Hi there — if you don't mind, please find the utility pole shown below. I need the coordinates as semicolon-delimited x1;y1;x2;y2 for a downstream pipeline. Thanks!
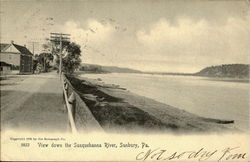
28;41;39;73
49;33;70;79
59;34;62;77
28;41;39;55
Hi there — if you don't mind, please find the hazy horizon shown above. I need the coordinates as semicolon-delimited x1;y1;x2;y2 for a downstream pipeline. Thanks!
1;0;249;73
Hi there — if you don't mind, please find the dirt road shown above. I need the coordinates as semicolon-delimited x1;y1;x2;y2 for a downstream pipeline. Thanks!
0;71;68;132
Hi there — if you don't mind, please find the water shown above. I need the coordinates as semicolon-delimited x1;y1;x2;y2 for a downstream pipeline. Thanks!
81;73;250;131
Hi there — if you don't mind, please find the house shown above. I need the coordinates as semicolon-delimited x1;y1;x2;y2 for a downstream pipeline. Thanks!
0;61;12;75
0;41;33;74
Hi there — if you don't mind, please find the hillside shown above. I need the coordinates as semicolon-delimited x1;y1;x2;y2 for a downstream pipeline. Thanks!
195;64;250;78
80;64;142;73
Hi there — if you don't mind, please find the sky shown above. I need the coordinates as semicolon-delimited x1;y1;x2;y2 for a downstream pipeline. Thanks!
0;0;249;73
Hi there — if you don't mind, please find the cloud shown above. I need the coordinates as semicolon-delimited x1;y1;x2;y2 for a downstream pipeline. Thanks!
1;0;249;73
136;17;250;71
58;16;249;73
60;19;139;66
59;19;117;63
63;19;114;45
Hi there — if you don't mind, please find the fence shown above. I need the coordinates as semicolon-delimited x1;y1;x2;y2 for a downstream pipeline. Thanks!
62;73;103;133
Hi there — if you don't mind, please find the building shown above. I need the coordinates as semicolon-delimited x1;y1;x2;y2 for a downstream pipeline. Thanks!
0;61;12;75
0;41;33;74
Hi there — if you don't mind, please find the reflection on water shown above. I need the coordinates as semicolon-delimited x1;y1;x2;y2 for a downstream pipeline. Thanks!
82;73;250;131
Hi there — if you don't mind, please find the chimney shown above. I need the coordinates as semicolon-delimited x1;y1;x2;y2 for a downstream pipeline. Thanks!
24;44;26;47
11;40;14;44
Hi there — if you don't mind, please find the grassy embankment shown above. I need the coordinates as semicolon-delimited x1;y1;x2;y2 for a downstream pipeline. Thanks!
66;75;237;133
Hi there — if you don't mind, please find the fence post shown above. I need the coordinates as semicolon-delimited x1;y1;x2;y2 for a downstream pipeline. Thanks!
68;93;76;122
64;82;69;97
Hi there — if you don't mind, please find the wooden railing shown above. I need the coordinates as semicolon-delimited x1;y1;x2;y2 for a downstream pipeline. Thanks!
62;77;78;133
62;73;103;133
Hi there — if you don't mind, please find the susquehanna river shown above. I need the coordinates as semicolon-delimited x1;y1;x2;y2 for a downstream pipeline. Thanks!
82;73;249;131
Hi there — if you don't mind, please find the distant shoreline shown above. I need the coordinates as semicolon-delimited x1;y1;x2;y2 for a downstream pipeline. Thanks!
76;71;250;83
79;63;250;81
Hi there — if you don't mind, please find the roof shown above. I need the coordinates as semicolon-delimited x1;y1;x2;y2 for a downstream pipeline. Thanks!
0;43;11;52
0;43;33;55
0;61;12;67
12;43;33;56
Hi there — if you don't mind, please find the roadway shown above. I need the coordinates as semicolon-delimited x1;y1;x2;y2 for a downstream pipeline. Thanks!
0;71;69;132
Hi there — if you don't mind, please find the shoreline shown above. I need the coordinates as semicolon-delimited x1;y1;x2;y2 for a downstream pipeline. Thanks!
66;74;238;134
76;71;250;84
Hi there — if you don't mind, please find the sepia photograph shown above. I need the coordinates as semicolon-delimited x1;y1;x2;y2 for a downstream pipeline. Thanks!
0;0;249;161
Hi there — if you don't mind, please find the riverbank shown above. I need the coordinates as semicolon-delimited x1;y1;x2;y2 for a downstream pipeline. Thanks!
66;75;238;134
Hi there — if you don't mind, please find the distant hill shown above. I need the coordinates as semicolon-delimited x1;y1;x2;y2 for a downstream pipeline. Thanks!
195;64;250;78
80;63;250;78
80;64;142;73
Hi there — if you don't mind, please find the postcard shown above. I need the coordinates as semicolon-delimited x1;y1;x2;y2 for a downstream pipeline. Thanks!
0;0;249;161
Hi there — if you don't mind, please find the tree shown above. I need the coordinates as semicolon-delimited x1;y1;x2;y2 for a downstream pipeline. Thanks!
39;53;54;72
33;53;53;73
56;42;81;74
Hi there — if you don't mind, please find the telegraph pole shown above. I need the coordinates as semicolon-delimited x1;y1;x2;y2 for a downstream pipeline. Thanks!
49;33;70;79
28;41;39;55
28;41;39;73
59;34;62;77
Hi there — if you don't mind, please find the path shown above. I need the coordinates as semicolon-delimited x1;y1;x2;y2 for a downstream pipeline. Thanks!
0;71;68;132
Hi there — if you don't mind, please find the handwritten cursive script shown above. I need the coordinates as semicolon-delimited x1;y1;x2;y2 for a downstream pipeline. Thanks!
136;147;247;161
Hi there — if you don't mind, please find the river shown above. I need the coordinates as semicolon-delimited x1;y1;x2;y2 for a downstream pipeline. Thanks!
81;73;249;131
